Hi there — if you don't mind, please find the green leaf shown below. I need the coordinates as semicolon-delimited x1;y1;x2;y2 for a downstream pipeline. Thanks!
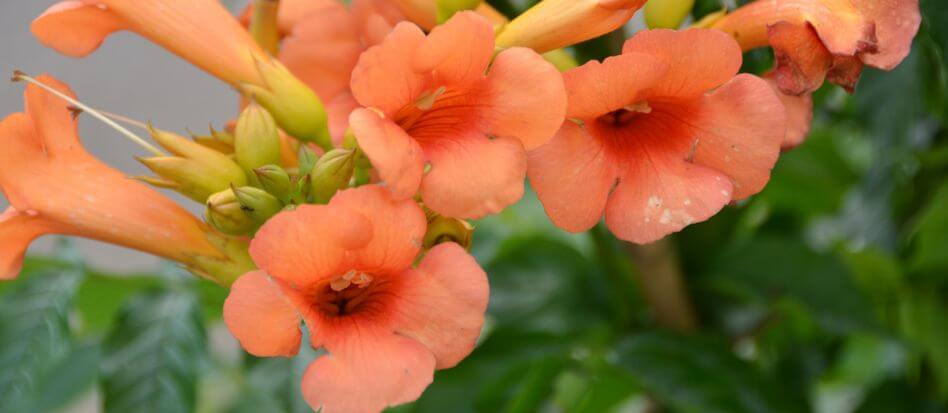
908;182;948;278
0;266;84;413
34;343;102;412
615;332;807;413
552;367;643;413
898;288;948;398
701;236;878;334
100;289;207;413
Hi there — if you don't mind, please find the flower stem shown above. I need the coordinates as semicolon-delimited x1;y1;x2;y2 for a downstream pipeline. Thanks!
626;238;698;332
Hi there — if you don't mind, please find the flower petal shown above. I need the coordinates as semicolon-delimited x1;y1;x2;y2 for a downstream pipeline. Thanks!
0;208;52;280
31;1;125;58
481;47;568;151
562;52;668;119
393;243;488;369
605;155;733;244
853;0;920;70
279;1;363;102
249;205;371;288
769;22;833;95
622;29;742;98
765;77;814;149
528;121;618;232
301;328;435;413
349;108;425;200
329;186;427;276
420;135;527;219
350;22;429;116
688;74;786;199
414;11;495;86
223;271;302;357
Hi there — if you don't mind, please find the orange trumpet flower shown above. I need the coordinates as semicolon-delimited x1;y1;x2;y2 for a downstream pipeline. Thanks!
224;185;488;413
0;75;253;283
528;29;787;244
711;0;921;94
347;12;567;219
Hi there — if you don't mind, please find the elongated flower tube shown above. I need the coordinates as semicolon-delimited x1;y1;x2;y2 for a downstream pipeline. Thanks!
348;12;566;219
32;0;331;145
710;0;921;94
0;75;254;283
527;29;786;244
495;0;647;53
224;185;488;413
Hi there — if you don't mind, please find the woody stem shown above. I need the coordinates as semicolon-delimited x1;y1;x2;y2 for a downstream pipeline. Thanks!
626;238;698;332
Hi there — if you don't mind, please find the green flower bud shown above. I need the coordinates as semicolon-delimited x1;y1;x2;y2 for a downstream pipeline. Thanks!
138;127;247;202
297;145;319;176
253;165;293;203
424;215;474;250
310;148;356;204
240;59;331;149
205;189;256;236
232;185;283;224
436;0;482;23
644;0;695;29
192;126;235;154
235;101;282;174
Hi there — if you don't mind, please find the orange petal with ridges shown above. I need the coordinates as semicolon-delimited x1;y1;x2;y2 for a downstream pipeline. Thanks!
223;271;302;357
349;109;425;200
350;22;430;116
563;52;667;119
769;22;833;96
31;1;125;58
484;47;568;150
528;122;618;233
393;243;489;369
414;11;495;86
329;186;427;276
622;29;743;99
420;135;527;219
688;74;786;200
0;208;52;280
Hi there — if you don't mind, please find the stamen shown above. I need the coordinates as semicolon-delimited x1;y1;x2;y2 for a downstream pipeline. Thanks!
11;71;165;156
99;110;151;131
624;101;652;114
415;86;447;111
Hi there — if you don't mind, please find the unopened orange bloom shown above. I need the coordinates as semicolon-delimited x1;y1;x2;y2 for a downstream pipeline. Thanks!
347;12;566;219
278;0;406;143
32;0;268;87
528;29;787;244
711;0;921;94
0;76;252;282
223;185;488;413
496;0;647;53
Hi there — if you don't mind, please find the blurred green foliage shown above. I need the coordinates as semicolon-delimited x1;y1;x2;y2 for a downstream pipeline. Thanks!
2;1;948;412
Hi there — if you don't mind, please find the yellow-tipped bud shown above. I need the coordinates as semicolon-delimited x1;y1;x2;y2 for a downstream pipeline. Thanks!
192;126;235;154
690;7;727;29
253;165;293;203
310;148;357;204
235;102;282;174
206;189;257;236
495;0;647;53
240;59;330;149
644;0;695;29
232;185;283;224
437;0;483;23
543;49;580;72
139;128;247;202
424;215;474;250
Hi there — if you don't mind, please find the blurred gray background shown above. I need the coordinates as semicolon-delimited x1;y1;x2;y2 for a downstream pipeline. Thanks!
0;1;250;273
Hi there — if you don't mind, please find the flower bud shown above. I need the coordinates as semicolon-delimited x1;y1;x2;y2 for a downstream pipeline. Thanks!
495;0;647;53
235;102;282;174
253;165;293;203
310;148;356;204
240;59;331;149
205;189;257;236
644;0;694;29
138;127;247;202
436;0;483;23
423;215;474;250
192;126;235;154
232;185;283;224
